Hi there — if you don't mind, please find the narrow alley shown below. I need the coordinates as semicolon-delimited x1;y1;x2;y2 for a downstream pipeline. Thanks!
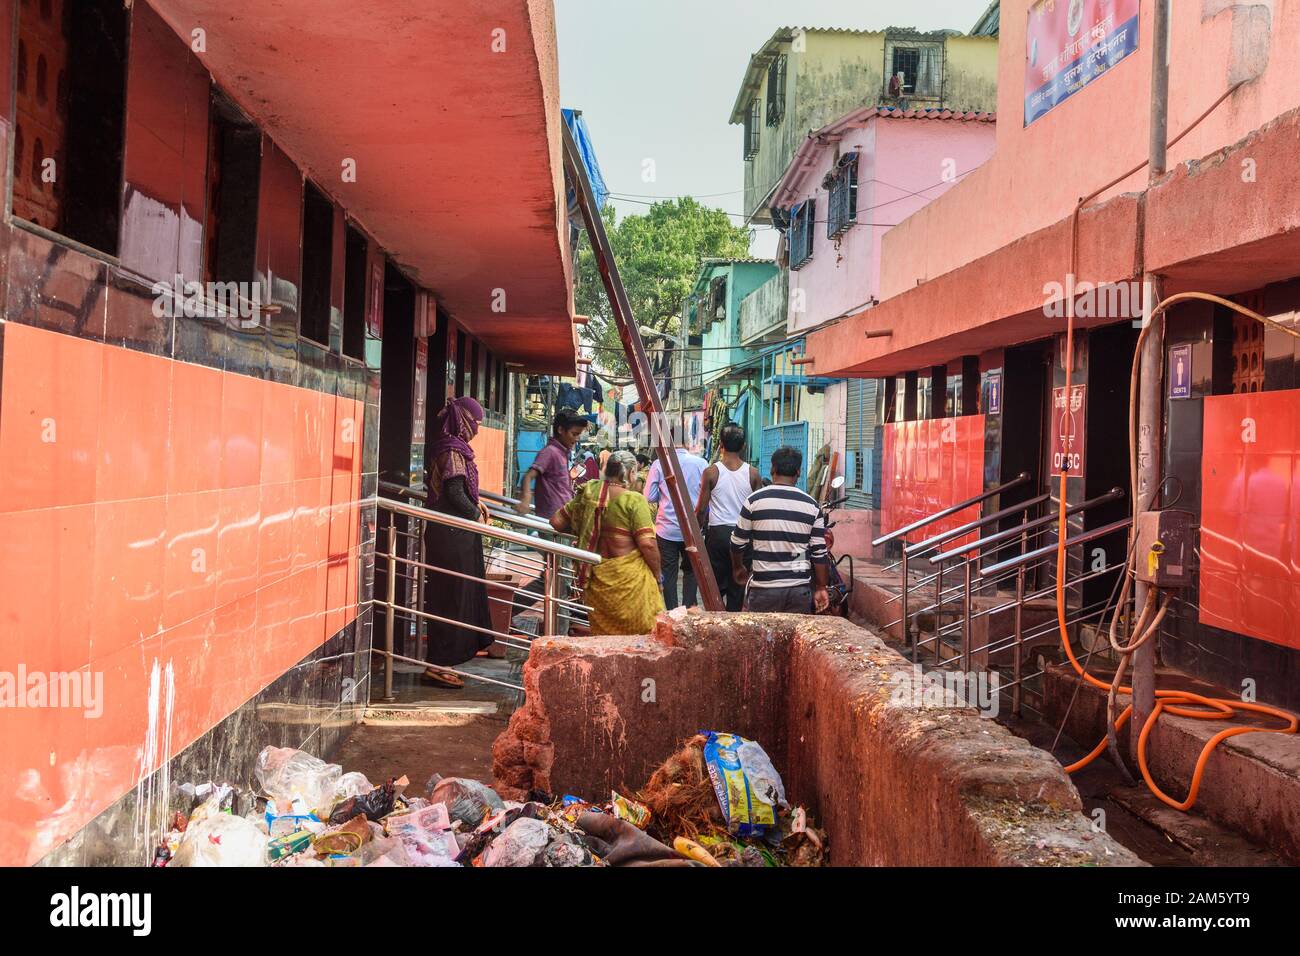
0;0;1296;938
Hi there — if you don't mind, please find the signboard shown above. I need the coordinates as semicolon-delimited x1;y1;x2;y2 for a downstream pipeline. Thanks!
1025;0;1141;126
367;261;384;337
1051;383;1087;474
986;370;1003;416
1169;344;1192;399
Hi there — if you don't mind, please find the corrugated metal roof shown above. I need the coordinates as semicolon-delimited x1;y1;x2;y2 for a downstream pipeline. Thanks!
971;1;1000;36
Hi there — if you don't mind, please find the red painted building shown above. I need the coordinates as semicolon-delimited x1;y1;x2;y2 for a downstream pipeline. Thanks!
806;2;1300;712
0;0;577;865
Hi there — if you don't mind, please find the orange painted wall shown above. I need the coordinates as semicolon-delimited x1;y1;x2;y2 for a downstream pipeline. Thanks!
470;424;506;497
0;323;362;865
879;416;986;546
1200;389;1300;650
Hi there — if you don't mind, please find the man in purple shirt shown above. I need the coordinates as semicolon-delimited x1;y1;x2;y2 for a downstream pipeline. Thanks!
517;407;588;519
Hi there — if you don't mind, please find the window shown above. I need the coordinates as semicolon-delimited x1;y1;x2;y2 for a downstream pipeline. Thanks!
765;54;786;127
205;91;262;286
743;99;761;160
789;199;815;270
887;41;943;99
299;181;335;346
891;47;920;94
825;153;858;239
342;224;368;360
13;0;128;251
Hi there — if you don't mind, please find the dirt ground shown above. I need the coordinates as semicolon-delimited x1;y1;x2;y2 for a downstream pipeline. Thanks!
333;714;510;791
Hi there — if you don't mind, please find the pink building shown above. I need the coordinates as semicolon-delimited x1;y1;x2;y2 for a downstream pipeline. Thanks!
771;107;996;336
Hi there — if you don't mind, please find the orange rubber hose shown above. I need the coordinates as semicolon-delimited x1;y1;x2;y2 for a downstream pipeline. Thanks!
1055;292;1300;809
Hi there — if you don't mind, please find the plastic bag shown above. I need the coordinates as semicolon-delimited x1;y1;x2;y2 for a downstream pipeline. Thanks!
481;817;551;867
387;804;459;867
328;776;406;824
171;814;267;867
254;747;342;815
427;775;504;828
331;771;373;808
359;835;412;867
701;732;787;837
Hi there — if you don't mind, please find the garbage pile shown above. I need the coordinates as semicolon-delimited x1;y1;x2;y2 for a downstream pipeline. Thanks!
155;733;825;867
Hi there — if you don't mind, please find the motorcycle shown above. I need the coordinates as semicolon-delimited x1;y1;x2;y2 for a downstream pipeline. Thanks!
819;476;855;617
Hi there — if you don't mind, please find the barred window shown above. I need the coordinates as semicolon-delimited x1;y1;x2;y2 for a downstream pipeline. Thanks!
766;54;786;127
826;153;858;240
743;99;761;160
790;199;815;270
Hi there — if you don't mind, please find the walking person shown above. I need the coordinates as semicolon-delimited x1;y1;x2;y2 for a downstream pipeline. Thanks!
422;397;494;688
642;444;707;609
730;446;830;614
550;450;665;634
516;407;589;519
695;423;760;611
512;407;590;622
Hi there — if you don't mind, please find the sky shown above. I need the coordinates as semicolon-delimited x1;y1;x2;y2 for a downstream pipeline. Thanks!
555;0;996;257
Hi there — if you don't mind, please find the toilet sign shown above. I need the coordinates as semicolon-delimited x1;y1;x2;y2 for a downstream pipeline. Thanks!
1169;344;1192;399
1051;384;1087;475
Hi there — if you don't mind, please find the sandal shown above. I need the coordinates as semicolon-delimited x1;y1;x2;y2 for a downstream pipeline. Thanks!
421;668;465;689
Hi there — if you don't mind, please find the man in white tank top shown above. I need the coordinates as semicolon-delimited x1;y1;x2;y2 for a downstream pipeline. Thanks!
696;423;762;611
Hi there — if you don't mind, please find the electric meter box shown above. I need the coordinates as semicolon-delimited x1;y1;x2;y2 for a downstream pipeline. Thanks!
1134;509;1196;588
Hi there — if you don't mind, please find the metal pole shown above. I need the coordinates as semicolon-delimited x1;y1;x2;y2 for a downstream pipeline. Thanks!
1133;0;1171;752
542;553;557;637
962;560;973;672
901;545;913;659
1013;526;1027;716
561;122;722;611
934;563;945;664
383;520;397;702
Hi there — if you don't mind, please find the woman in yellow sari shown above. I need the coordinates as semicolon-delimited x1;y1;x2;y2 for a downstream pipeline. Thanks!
551;450;665;634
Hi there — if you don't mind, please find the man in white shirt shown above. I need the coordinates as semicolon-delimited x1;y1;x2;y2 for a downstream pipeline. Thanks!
695;424;761;611
643;445;708;609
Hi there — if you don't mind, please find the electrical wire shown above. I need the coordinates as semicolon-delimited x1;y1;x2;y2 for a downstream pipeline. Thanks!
1040;81;1300;811
605;165;981;228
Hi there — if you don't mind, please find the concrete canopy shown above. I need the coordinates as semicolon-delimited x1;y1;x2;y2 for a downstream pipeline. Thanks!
149;0;576;372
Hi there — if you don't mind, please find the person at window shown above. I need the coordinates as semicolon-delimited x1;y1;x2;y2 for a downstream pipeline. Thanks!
730;445;830;614
422;397;493;688
551;450;664;634
695;423;761;611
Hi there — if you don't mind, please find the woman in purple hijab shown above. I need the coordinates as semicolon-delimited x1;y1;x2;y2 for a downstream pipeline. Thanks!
422;396;494;688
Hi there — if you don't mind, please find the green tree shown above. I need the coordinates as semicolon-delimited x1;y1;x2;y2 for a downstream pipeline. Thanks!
576;197;751;377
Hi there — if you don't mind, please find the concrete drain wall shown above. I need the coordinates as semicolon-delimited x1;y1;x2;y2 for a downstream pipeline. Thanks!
493;612;1141;866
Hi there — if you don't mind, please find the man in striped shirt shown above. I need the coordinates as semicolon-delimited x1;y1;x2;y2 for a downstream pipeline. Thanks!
730;446;830;614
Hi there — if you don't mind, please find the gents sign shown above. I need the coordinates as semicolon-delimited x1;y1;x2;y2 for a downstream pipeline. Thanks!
1051;384;1087;474
1024;0;1141;126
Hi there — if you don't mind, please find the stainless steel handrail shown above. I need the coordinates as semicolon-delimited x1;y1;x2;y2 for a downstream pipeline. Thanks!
481;489;532;512
377;496;599;561
928;487;1125;565
871;472;1030;548
979;517;1132;577
904;491;1052;557
372;496;600;700
379;479;429;502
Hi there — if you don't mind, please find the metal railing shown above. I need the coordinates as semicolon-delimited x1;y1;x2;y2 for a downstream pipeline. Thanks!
372;492;600;700
875;471;1130;717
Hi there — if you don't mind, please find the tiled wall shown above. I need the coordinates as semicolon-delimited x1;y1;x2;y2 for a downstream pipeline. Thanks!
0;1;383;865
470;424;507;497
1199;389;1300;651
879;416;986;545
